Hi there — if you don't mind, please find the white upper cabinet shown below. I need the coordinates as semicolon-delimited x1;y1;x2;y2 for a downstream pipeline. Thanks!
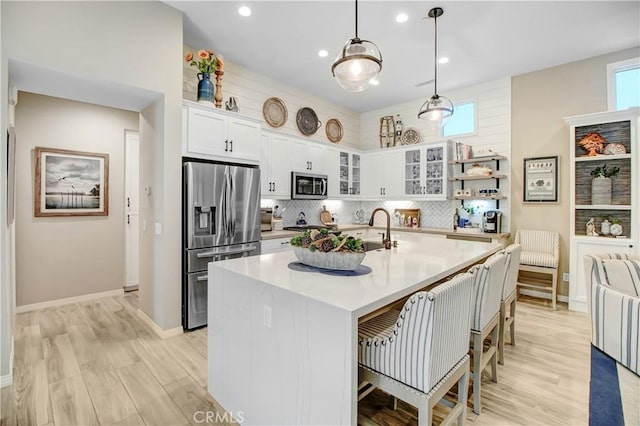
364;150;402;198
403;142;452;200
326;148;361;198
183;101;261;163
261;132;292;198
292;139;324;173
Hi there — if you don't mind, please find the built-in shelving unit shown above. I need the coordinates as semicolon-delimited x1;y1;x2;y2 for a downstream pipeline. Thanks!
566;108;639;313
448;155;508;209
448;174;507;181
448;155;507;164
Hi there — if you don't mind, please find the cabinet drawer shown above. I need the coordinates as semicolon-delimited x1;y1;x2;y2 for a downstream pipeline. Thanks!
261;237;293;254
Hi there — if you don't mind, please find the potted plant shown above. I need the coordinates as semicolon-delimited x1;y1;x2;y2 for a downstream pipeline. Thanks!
590;164;620;205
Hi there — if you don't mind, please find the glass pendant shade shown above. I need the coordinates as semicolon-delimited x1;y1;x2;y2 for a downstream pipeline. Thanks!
418;94;454;123
332;38;382;92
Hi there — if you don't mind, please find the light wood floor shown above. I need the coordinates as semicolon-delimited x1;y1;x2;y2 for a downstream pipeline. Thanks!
0;294;591;425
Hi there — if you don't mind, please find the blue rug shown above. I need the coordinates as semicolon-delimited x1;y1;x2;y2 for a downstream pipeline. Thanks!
590;345;624;426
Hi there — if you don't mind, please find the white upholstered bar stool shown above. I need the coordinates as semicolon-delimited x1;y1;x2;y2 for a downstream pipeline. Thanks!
514;229;560;310
498;244;522;365
468;252;508;415
358;273;475;426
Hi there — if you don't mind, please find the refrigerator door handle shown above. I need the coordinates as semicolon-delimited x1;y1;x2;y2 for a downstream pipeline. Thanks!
196;245;259;258
196;274;208;281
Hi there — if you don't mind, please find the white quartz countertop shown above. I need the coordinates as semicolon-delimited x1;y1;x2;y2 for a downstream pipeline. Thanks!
213;231;501;317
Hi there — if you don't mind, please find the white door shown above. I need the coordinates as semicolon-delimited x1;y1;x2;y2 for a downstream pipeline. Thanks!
187;107;227;157
125;130;140;290
227;116;261;161
269;135;292;197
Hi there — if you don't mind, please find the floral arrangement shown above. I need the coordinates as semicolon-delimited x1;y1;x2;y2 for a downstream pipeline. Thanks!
590;164;620;178
290;229;364;253
184;50;222;74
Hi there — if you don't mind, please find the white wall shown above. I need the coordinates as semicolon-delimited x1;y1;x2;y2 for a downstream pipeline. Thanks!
14;92;139;306
183;45;361;149
2;0;183;343
360;78;512;231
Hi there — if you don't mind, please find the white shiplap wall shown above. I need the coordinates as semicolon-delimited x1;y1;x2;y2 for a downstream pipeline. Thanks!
360;78;512;231
183;45;361;149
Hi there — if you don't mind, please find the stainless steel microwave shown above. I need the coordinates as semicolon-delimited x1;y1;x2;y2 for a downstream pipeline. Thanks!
291;172;328;200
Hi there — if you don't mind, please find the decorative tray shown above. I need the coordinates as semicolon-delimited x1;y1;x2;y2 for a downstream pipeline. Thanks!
263;97;287;128
296;107;322;136
325;118;344;143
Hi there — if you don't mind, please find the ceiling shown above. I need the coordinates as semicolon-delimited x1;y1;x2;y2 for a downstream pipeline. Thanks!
168;1;640;113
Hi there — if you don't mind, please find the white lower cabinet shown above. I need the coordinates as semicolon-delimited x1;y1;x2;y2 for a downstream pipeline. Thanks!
261;132;291;198
261;237;293;254
569;237;636;312
364;151;402;198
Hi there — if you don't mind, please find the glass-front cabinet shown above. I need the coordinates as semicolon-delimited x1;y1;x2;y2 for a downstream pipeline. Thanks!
339;151;361;196
402;142;451;200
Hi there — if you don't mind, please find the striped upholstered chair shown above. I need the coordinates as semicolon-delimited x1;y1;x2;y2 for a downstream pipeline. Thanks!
498;244;522;365
515;229;560;310
358;273;474;426
468;251;508;414
585;253;639;376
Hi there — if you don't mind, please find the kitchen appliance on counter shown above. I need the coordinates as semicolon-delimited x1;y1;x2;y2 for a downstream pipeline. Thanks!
261;208;273;232
183;161;261;330
482;210;502;233
291;172;328;200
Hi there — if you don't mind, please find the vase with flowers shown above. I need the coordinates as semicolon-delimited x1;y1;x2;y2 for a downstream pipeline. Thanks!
185;50;219;104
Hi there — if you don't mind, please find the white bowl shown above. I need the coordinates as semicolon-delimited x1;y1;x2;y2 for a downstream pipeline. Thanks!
292;246;366;271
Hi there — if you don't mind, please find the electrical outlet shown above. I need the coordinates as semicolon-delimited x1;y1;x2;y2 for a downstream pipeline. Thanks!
563;273;570;282
263;305;272;328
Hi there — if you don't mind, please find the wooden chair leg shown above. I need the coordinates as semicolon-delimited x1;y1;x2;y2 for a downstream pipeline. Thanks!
510;300;516;346
389;396;398;410
458;365;469;426
551;268;558;310
472;332;482;414
418;404;432;426
490;325;499;383
498;302;506;365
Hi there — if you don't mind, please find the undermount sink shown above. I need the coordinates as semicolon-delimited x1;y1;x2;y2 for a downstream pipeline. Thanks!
363;241;386;252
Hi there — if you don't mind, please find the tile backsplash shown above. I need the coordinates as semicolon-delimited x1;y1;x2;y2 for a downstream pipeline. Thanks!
261;198;456;229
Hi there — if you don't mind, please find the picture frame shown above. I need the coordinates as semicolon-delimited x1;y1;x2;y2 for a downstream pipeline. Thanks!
34;147;109;217
523;156;559;203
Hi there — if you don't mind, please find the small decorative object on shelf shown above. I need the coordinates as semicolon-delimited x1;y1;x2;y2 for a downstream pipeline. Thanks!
185;50;220;104
610;218;623;237
466;163;492;177
586;218;599;236
590;164;620;205
600;218;611;235
379;116;395;148
395;114;403;140
603;143;627;155
578;132;607;156
225;96;238;112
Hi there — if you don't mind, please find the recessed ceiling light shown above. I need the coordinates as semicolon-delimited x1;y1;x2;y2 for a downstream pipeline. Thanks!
238;6;251;17
318;50;328;58
370;78;380;86
438;57;449;64
395;13;408;23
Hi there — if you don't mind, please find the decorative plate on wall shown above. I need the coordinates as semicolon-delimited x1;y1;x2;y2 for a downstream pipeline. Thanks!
401;128;421;145
296;107;322;136
325;118;344;143
263;97;288;128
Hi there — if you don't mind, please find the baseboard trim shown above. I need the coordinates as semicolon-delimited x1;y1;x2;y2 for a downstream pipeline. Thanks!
16;289;125;313
1;341;14;388
519;288;569;303
136;309;183;339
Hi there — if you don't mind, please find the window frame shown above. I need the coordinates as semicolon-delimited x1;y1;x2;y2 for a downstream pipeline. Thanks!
606;57;640;111
441;99;477;138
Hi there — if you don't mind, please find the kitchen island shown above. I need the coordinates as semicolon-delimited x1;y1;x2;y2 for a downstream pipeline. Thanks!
207;231;501;425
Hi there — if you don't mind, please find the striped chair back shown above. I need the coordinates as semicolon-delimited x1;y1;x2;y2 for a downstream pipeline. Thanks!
502;244;522;300
469;252;508;332
358;273;474;393
588;255;640;297
515;229;559;258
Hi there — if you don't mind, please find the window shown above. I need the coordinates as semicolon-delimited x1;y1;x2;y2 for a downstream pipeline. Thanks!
607;57;640;110
442;101;475;137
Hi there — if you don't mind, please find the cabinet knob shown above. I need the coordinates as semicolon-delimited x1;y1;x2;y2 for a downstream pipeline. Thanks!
224;139;228;152
630;245;634;248
273;182;276;191
230;140;233;152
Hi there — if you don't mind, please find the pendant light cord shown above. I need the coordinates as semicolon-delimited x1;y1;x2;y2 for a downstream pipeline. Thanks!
355;0;359;38
433;12;438;95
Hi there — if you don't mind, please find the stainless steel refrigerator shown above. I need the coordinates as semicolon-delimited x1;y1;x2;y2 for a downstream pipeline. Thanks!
183;161;261;330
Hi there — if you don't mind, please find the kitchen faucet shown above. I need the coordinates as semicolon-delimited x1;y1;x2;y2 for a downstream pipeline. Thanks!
368;208;392;249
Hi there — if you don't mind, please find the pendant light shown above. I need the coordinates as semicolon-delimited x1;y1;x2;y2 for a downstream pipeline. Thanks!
331;0;382;93
418;7;453;123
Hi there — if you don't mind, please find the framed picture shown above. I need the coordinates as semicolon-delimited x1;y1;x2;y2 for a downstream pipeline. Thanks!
523;156;559;203
34;147;109;217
